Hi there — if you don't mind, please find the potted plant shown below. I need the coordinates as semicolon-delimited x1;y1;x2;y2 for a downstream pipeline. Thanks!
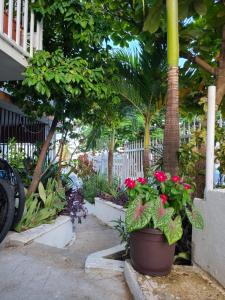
124;172;204;276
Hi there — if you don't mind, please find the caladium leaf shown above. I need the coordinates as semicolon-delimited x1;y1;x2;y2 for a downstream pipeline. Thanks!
125;198;152;232
185;206;204;229
152;198;174;229
163;216;183;245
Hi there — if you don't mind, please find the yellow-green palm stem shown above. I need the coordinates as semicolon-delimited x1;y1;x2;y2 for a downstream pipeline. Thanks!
166;0;179;67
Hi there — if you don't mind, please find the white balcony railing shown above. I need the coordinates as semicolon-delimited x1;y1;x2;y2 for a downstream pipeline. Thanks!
0;0;43;58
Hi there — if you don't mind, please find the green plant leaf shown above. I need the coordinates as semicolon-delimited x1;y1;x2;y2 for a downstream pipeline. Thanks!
194;0;207;16
185;206;204;229
152;202;174;230
143;0;163;33
38;182;47;204
163;216;183;245
125;198;152;232
174;251;190;262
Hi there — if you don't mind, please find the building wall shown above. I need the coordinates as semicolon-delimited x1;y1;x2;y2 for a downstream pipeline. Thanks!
192;190;225;288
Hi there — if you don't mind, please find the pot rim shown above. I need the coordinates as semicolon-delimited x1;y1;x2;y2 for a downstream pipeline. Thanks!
136;227;163;235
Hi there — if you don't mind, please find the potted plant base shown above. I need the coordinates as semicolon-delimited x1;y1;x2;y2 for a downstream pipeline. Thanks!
130;228;175;276
123;173;204;277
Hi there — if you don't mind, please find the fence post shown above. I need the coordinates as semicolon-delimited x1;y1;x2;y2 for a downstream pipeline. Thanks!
205;86;216;193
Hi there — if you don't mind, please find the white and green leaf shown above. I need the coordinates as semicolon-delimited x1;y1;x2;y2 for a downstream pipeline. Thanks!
125;198;152;232
163;216;183;245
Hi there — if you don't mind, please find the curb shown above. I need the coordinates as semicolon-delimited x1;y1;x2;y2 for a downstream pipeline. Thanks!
124;260;147;300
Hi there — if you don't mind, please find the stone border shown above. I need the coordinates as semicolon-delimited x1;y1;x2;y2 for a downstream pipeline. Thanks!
124;260;146;300
7;216;75;249
85;243;125;273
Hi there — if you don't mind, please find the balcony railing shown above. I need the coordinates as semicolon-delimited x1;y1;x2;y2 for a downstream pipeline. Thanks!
0;0;43;58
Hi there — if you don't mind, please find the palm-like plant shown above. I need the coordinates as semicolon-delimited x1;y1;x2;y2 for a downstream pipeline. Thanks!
115;43;167;176
163;0;180;175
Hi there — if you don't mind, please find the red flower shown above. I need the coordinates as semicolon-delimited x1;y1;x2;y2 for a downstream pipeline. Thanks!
160;194;168;205
183;184;191;190
154;171;167;182
124;178;136;189
172;175;180;183
137;177;147;185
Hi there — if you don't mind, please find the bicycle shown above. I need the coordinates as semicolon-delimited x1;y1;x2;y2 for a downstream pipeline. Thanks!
0;159;25;243
0;179;14;243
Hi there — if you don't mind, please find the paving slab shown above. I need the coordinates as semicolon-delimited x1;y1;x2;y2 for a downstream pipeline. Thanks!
0;215;132;300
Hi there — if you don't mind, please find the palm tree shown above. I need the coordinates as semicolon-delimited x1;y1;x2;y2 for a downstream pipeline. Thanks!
163;0;180;175
115;44;166;176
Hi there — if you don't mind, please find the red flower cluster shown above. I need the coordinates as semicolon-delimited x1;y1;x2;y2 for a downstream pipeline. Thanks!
154;171;167;182
171;175;180;183
137;177;147;185
160;194;168;205
183;183;191;190
124;178;136;189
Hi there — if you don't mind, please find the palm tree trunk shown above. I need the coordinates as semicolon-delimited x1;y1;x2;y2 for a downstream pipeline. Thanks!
28;117;58;195
163;67;180;175
108;129;115;185
163;0;180;175
143;118;151;177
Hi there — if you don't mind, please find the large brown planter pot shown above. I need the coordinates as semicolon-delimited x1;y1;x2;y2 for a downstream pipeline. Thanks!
130;228;175;276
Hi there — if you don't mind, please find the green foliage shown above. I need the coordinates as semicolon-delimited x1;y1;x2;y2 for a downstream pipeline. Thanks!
15;178;66;232
83;174;119;204
185;206;204;230
179;124;225;185
113;218;130;255
179;128;206;178
7;138;32;186
215;126;225;176
7;138;26;171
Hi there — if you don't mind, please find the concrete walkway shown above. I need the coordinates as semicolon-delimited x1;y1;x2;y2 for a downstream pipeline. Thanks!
0;215;132;300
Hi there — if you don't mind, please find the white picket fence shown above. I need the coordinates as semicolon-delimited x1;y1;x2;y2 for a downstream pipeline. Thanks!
88;114;224;186
89;138;163;185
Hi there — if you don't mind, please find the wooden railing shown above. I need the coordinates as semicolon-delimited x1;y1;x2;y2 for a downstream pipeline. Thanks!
0;0;43;57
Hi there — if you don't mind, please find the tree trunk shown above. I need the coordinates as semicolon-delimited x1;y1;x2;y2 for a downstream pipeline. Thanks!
108;129;115;185
28;117;58;195
163;67;180;175
143;118;150;177
57;130;68;183
163;0;180;175
194;143;206;198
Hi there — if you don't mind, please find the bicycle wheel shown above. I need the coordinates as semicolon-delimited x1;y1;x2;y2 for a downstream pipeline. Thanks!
11;169;25;229
0;179;15;243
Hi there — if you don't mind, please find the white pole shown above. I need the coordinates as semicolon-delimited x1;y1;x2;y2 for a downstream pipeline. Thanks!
205;86;216;193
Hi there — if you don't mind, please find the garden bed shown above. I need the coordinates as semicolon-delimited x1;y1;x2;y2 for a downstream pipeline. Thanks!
124;260;225;300
7;216;75;249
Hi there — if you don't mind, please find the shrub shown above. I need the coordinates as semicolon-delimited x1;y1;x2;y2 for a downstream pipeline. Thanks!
15;178;66;232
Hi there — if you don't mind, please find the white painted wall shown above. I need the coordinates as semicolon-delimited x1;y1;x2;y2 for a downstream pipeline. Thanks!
192;190;225;288
94;198;125;227
9;216;75;249
85;198;125;228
